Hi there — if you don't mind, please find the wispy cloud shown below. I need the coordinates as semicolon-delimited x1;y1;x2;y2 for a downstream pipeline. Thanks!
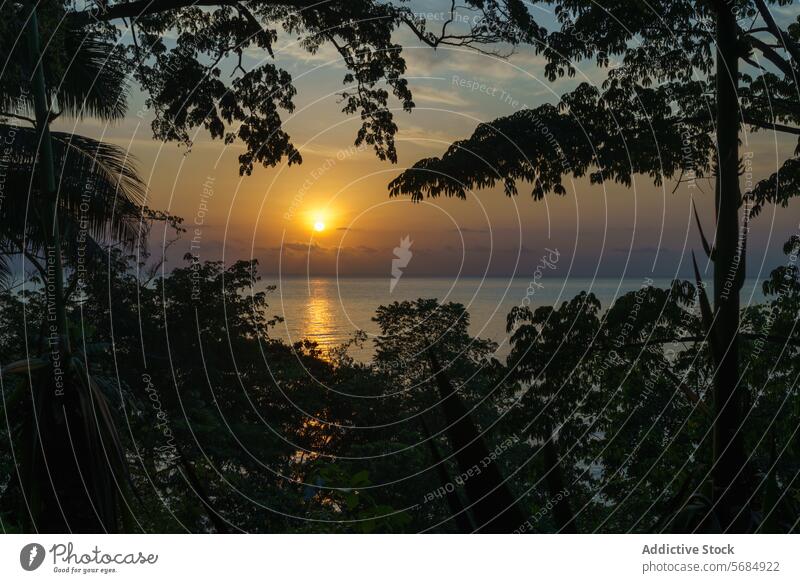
396;125;459;149
410;84;470;107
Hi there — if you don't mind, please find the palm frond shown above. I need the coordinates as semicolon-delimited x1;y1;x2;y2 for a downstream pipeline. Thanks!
51;28;131;121
0;13;130;121
0;124;147;250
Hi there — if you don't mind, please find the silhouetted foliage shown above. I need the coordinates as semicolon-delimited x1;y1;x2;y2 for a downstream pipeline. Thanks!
390;0;800;532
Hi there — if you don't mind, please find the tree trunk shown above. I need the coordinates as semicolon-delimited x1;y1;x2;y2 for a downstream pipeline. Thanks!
26;7;110;533
179;455;230;533
26;8;69;353
427;352;526;532
712;0;748;531
420;417;474;533
542;429;577;533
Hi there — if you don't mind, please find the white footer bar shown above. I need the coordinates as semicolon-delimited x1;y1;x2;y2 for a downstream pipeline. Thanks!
1;534;796;582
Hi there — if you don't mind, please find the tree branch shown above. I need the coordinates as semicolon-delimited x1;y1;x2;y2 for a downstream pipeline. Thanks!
0;111;34;125
753;0;800;66
742;115;800;136
743;32;796;78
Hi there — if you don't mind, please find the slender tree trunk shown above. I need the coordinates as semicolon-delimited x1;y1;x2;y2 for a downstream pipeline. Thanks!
26;7;107;533
712;0;748;531
179;455;230;533
26;8;69;354
420;417;474;533
542;427;577;533
427;352;526;532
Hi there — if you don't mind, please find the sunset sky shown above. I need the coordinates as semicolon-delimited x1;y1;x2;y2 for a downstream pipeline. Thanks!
61;5;800;280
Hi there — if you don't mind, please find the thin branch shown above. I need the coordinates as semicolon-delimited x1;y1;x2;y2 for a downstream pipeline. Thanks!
744;32;795;78
397;11;515;58
440;0;457;41
742;115;800;136
235;4;274;58
0;111;35;125
742;54;767;72
231;48;246;78
753;0;800;66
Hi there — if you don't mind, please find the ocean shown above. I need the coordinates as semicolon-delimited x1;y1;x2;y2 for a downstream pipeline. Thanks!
265;277;767;362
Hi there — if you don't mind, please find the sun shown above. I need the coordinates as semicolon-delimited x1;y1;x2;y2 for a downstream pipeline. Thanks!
308;209;331;232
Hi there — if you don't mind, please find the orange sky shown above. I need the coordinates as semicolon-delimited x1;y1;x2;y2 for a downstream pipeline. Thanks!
60;26;800;279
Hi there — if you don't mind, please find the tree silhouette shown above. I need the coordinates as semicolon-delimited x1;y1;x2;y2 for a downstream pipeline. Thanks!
374;299;525;532
390;0;800;532
0;4;157;532
62;0;542;173
0;0;539;532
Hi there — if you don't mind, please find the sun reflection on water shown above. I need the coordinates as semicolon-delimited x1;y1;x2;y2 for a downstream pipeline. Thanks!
302;279;337;352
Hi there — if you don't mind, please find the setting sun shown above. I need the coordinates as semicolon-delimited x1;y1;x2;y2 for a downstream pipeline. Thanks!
310;209;330;232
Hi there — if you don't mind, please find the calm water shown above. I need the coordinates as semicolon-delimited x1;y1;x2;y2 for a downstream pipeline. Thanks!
264;277;766;362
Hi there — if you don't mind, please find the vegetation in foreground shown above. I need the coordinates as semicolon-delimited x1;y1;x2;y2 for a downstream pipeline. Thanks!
1;239;798;533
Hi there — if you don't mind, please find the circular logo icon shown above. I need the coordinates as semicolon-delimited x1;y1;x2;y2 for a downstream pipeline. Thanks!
20;543;46;571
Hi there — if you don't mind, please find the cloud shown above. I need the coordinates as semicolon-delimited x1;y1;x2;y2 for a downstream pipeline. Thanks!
410;85;470;107
337;226;370;233
350;245;380;255
266;241;384;256
402;43;537;82
396;125;460;149
268;34;344;68
611;246;670;254
270;241;321;253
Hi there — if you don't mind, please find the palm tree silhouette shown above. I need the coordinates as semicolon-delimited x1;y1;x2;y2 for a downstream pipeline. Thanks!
1;5;146;532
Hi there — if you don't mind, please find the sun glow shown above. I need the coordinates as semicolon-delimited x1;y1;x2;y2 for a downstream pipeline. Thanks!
310;209;330;232
305;206;337;234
